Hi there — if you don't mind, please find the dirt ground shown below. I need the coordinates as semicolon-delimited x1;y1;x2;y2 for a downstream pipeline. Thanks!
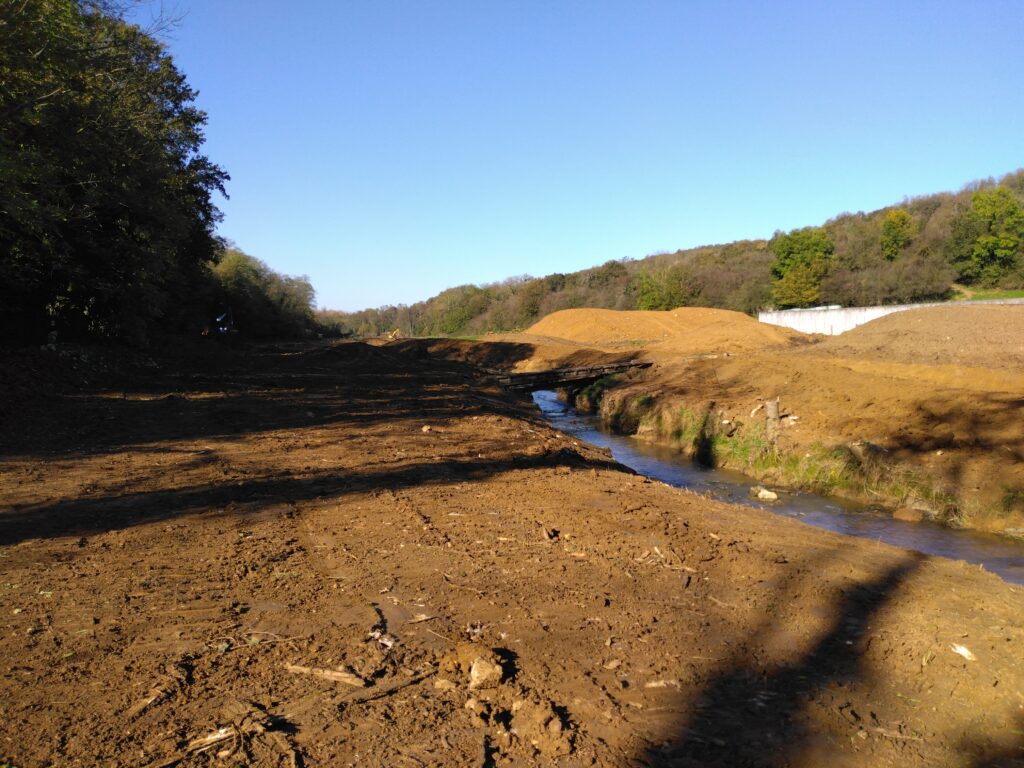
485;305;1024;529
1;338;1023;767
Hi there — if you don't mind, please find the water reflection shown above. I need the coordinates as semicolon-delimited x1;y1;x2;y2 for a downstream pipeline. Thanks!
533;390;1024;586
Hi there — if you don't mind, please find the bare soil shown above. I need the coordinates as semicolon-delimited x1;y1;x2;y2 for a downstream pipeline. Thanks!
1;338;1023;767
497;305;1024;529
813;305;1024;370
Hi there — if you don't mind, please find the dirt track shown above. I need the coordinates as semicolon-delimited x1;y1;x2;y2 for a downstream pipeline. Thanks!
1;340;1023;767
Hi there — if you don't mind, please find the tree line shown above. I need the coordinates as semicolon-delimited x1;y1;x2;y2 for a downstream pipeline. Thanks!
1;1;318;345
4;3;1021;345
320;169;1024;337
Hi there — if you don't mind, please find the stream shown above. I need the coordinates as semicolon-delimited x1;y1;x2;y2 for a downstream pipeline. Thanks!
533;390;1024;586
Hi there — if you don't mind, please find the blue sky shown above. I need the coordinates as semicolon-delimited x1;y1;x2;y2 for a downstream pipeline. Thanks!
142;1;1023;311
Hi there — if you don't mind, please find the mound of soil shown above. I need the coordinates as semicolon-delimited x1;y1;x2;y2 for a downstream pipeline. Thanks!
816;304;1024;369
526;307;807;355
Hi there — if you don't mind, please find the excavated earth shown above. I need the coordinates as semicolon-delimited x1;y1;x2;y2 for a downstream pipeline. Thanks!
482;306;1024;530
1;338;1023;767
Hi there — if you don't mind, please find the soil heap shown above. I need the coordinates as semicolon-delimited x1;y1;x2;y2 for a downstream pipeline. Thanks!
525;307;807;356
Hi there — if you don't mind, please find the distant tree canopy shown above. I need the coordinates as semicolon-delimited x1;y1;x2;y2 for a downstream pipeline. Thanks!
211;249;316;339
949;187;1024;286
880;208;916;260
1;0;227;344
320;169;1024;336
769;227;834;309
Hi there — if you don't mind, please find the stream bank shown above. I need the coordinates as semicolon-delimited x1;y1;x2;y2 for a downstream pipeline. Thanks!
537;389;1024;586
566;372;1024;537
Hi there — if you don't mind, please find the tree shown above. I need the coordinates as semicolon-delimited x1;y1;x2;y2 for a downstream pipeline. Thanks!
0;0;227;344
212;249;316;338
769;227;833;307
880;208;916;260
771;261;828;308
949;187;1024;285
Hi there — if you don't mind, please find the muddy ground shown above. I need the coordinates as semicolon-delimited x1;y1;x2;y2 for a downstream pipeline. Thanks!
1;340;1023;767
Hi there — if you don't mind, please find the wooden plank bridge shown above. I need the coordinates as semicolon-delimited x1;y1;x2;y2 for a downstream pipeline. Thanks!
488;360;652;392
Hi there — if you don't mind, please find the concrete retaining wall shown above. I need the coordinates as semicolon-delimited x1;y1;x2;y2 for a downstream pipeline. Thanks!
758;298;1024;336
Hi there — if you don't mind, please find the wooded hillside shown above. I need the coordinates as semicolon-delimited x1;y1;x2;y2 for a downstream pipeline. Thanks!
320;169;1024;338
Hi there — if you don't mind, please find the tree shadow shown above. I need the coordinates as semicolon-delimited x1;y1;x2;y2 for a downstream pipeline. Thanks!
0;445;622;547
882;392;1024;515
642;552;926;767
692;405;719;468
389;338;539;370
959;713;1024;767
0;341;529;461
3;338;630;545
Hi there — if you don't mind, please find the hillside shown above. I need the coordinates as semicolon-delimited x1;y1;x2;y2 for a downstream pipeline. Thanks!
319;169;1024;338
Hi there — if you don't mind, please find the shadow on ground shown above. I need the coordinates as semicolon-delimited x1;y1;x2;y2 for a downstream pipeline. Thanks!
0;340;633;545
0;446;622;546
641;552;924;767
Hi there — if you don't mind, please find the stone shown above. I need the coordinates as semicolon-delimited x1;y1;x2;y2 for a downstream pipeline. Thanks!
439;643;506;690
469;656;503;690
893;507;925;522
511;697;573;756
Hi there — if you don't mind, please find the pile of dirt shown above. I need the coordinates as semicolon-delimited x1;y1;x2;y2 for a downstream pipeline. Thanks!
815;304;1024;369
526;307;807;356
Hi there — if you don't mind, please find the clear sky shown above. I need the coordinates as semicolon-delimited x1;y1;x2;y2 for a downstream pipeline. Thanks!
140;1;1024;311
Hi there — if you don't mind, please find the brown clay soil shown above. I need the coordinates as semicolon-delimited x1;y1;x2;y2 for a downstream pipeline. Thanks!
488;305;1024;529
1;338;1024;767
478;308;806;372
814;305;1024;370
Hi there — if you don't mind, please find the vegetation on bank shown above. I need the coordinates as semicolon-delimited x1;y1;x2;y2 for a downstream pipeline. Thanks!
322;169;1024;337
1;1;318;345
572;379;1023;533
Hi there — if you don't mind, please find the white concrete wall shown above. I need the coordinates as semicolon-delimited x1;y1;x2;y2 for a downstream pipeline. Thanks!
758;298;1024;336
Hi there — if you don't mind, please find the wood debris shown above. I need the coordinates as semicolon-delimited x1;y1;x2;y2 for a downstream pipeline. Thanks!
285;662;366;687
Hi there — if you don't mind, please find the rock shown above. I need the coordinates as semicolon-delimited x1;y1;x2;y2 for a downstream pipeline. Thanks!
847;440;887;467
421;425;432;433
511;697;573;756
893;507;925;522
905;497;941;519
469;657;503;690
464;697;490;723
750;486;778;501
439;643;506;690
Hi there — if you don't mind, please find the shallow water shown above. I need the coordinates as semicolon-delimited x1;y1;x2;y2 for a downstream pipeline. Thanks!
533;390;1024;586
